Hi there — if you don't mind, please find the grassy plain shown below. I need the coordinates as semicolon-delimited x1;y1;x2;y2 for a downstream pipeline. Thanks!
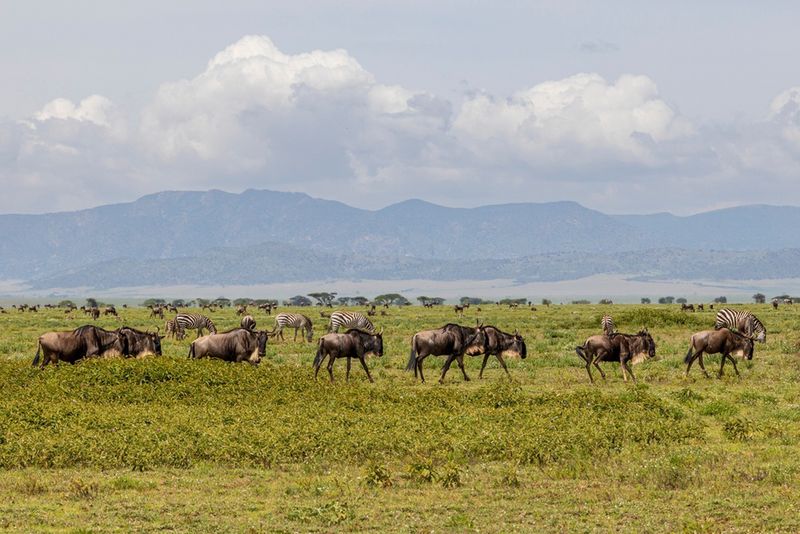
1;303;799;532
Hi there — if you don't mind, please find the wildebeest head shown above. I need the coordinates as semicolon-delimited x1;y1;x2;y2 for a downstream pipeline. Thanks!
365;329;384;357
253;330;269;363
632;329;657;364
508;329;527;359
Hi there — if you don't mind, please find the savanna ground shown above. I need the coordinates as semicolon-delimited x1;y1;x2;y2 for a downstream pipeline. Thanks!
1;303;800;533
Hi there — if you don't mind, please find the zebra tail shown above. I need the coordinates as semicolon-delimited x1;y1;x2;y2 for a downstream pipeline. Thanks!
313;339;325;368
32;340;41;367
684;345;694;364
406;337;417;371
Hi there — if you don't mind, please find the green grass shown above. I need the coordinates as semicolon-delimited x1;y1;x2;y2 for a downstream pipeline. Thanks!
1;303;800;532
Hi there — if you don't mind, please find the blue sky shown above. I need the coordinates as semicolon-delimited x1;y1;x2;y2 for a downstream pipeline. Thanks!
1;1;799;214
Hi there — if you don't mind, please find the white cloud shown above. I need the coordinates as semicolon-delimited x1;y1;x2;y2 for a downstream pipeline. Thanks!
2;34;800;214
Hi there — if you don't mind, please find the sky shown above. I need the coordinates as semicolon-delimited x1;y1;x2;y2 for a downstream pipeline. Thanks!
1;0;799;215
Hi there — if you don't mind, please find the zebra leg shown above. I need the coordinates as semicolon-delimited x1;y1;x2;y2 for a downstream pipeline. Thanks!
293;327;299;342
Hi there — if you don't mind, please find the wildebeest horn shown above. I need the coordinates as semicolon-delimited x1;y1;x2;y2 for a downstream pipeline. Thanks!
379;327;383;335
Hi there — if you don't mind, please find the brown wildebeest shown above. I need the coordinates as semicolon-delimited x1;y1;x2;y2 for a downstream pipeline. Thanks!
406;323;489;384
684;329;754;378
575;330;656;383
454;305;465;317
772;300;779;310
313;329;384;382
90;307;100;320
240;315;256;331
149;305;164;319
697;304;704;311
32;325;129;368
471;326;527;379
188;328;268;365
236;305;247;316
103;306;118;316
116;327;164;357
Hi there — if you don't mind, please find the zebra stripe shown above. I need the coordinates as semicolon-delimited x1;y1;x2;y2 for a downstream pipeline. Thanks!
328;311;375;333
601;315;616;336
714;308;766;342
175;313;217;338
240;315;256;331
274;313;313;342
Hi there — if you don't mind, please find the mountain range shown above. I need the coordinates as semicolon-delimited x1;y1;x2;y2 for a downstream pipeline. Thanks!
2;189;798;290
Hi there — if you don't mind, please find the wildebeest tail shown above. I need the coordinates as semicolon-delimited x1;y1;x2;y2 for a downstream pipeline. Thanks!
574;345;588;362
406;336;417;371
188;343;195;359
684;345;694;364
32;340;41;367
313;338;325;368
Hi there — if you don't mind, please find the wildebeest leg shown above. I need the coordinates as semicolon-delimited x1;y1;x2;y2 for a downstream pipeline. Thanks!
621;358;636;383
439;354;457;384
346;357;352;382
697;352;710;378
591;353;606;380
313;352;326;380
416;354;427;383
726;354;741;377
479;354;491;379
456;354;470;381
718;352;728;377
327;354;336;382
358;352;374;383
495;355;510;378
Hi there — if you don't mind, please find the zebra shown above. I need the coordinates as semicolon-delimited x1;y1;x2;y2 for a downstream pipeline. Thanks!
601;315;616;336
327;311;375;334
714;308;766;343
175;313;217;339
164;319;184;340
273;313;313;342
240;315;257;331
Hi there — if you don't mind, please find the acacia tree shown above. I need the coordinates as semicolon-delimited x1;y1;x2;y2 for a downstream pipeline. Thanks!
374;293;409;306
308;292;337;307
641;298;651;304
288;295;312;307
752;293;766;304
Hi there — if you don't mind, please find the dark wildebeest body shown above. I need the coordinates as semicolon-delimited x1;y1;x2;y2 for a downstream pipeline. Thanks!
188;328;268;365
406;323;488;384
575;330;656;383
117;327;164;357
471;326;527;379
684;329;754;378
32;325;128;368
313;329;383;382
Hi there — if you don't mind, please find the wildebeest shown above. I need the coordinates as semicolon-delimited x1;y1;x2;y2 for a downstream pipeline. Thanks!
149;305;164;319
684;328;754;378
116;327;164;357
103;305;118;316
90;307;100;320
188;328;268;365
454;305;465;317
313;329;384;382
32;325;129;368
772;300;779;310
406;323;489;384
470;326;527;379
236;305;247;316
575;330;656;383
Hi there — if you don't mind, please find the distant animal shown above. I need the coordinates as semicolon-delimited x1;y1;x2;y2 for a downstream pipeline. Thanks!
328;311;376;334
103;306;117;316
165;319;184;339
149;305;164;319
175;313;217;339
33;325;129;368
601;315;616;336
116;327;164;358
313;329;384;382
681;303;695;312
90;307;100;320
258;303;276;315
697;304;704;311
236;305;247;316
380;310;388;316
785;298;793;305
240;315;257;331
273;313;313;342
320;311;330;318
189;328;268;365
367;310;376;317
406;323;489;384
684;328;754;378
773;300;779;310
167;305;178;313
470;326;527;379
714;309;766;343
575;330;656;383
454;305;465;317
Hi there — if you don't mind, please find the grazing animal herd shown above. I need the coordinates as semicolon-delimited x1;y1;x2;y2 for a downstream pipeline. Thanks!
25;305;769;384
